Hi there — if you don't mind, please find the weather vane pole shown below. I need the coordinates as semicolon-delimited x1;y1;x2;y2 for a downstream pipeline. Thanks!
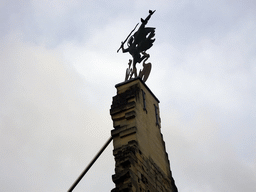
118;10;156;83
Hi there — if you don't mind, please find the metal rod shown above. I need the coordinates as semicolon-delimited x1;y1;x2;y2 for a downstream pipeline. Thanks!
67;136;113;192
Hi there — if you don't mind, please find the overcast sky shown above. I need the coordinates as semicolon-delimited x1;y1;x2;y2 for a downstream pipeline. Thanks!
1;0;256;191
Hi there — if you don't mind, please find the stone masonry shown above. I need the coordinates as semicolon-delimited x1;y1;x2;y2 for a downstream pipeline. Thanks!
110;78;177;192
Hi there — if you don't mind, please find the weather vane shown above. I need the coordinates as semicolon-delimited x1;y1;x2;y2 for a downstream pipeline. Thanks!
117;10;156;83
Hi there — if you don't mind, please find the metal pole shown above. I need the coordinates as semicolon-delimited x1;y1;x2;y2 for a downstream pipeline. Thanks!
67;136;113;192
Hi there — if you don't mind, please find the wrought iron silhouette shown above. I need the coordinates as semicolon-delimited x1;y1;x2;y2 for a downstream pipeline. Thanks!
118;10;156;82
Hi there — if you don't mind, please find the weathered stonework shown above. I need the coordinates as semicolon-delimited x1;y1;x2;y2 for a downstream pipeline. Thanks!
110;78;177;192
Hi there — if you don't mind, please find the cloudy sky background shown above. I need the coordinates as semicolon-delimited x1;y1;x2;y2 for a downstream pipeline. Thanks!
1;0;256;191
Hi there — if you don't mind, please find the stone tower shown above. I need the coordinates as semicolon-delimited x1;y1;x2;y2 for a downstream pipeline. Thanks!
110;78;177;192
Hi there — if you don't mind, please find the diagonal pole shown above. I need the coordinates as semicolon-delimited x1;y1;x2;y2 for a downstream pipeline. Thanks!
67;136;113;192
117;23;139;53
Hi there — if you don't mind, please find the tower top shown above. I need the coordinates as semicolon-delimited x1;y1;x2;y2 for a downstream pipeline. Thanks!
115;77;159;103
110;78;178;191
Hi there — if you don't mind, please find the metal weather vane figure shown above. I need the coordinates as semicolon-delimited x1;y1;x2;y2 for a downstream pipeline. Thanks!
117;10;156;82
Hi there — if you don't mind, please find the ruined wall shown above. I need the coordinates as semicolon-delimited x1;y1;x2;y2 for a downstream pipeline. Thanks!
110;78;177;192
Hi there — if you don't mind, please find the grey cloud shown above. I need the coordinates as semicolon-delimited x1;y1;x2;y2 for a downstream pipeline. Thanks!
0;35;114;191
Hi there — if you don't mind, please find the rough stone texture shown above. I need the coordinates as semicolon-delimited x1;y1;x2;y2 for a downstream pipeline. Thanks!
110;78;177;192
